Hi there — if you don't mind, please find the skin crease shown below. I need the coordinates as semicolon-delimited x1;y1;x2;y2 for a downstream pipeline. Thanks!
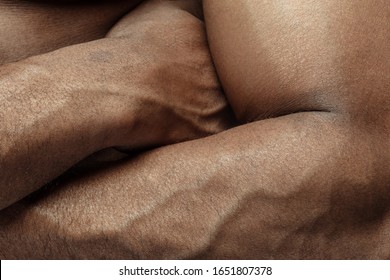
0;0;389;259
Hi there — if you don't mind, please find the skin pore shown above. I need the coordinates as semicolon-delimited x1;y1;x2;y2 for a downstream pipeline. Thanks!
0;0;389;259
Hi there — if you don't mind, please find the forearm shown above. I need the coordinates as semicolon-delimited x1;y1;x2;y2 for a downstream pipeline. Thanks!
0;45;132;210
0;2;232;210
1;112;388;259
0;30;172;210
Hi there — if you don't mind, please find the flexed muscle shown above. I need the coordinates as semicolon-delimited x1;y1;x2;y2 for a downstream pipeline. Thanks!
0;0;389;259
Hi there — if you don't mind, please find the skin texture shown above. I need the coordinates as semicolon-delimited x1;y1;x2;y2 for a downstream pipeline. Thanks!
0;0;233;209
204;0;390;122
0;0;146;64
0;0;389;259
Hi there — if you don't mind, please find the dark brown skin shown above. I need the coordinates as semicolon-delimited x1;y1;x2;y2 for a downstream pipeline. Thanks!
0;0;389;259
0;0;233;209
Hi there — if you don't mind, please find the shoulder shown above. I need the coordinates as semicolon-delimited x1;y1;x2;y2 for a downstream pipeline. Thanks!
204;1;390;125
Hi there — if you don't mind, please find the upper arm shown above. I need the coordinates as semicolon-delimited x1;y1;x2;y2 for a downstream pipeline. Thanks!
203;0;390;124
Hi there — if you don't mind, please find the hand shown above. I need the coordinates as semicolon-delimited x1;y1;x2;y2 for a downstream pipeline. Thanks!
0;0;234;209
26;0;235;151
106;0;236;150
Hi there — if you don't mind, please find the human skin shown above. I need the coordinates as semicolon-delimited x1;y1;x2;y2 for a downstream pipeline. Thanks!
0;0;144;208
0;0;145;64
0;0;233;210
1;0;390;259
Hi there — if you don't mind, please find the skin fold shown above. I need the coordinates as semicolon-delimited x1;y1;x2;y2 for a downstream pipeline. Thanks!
0;0;389;259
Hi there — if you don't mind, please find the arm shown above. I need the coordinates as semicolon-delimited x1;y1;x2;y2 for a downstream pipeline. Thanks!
203;0;390;122
0;0;144;64
1;111;389;259
1;0;389;259
0;1;233;210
